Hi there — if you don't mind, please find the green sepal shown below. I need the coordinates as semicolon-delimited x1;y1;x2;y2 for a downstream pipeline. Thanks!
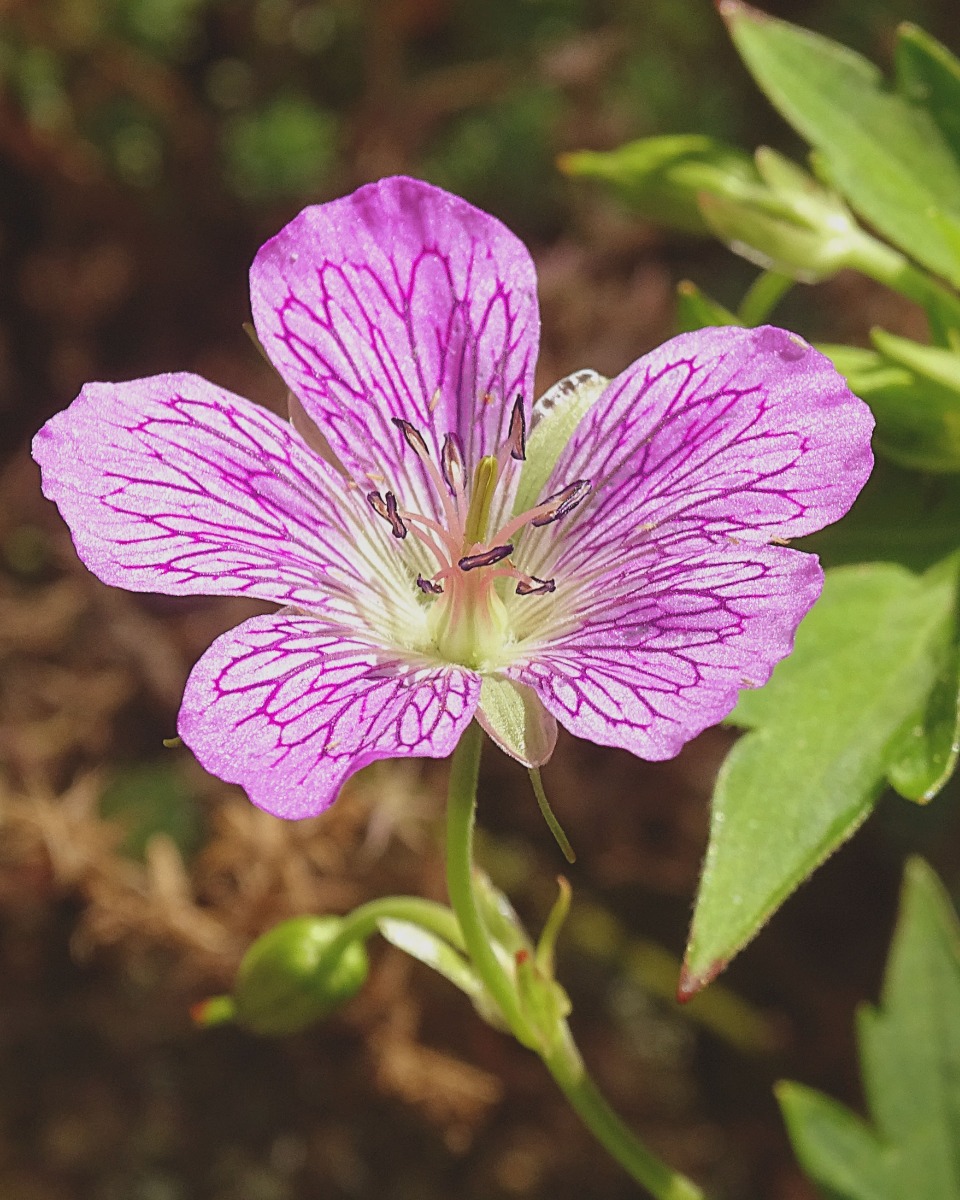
377;918;482;999
514;369;608;518
698;146;866;283
477;677;557;767
721;1;960;288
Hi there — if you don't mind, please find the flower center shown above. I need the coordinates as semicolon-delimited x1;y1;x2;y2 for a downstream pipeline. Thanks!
366;399;590;670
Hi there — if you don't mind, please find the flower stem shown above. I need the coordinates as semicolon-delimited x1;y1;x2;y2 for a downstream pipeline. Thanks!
445;721;537;1046
543;1027;705;1200
844;230;960;339
737;269;793;326
321;896;466;963
445;722;706;1200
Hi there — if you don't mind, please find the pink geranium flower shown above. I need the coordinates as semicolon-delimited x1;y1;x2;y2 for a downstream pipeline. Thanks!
33;176;873;818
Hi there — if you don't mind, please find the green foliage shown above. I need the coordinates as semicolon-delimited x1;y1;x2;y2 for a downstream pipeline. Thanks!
683;561;960;991
777;858;960;1200
805;461;960;574
895;24;960;162
563;10;960;994
675;281;740;331
722;1;960;289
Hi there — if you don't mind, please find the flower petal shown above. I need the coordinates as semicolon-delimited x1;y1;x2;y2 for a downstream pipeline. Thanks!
178;612;480;817
519;325;873;585
31;373;424;636
249;176;540;520
510;544;822;760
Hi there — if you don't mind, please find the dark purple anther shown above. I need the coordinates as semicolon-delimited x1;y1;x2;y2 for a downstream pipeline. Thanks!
441;433;465;493
516;575;556;596
416;574;444;594
531;479;592;527
392;417;430;458
367;489;408;539
458;544;513;571
508;395;526;461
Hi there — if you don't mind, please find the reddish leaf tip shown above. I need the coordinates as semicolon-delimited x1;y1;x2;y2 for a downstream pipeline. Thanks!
717;0;762;23
677;957;727;1003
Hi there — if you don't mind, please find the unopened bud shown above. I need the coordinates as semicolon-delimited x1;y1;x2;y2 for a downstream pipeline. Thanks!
232;915;369;1036
559;134;759;236
698;147;865;282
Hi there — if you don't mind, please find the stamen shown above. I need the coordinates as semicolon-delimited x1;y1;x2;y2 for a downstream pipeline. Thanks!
530;479;592;527
390;417;460;531
492;477;593;544
416;574;444;594
459;544;514;571
397;508;460;560
507;395;526;461
366;490;407;539
441;433;466;495
391;417;430;458
516;575;556;596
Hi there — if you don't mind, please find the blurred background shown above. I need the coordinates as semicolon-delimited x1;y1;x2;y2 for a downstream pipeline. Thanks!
2;1;960;1197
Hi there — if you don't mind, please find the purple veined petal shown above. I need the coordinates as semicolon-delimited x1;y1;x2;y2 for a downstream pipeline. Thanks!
32;373;427;642
178;612;481;817
509;543;823;761
517;325;874;585
249;176;540;524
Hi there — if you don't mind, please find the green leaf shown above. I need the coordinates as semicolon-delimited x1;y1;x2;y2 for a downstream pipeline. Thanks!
776;1082;893;1200
682;562;960;993
675;281;741;332
821;339;960;473
721;1;960;288
777;860;960;1200
856;858;960;1199
558;134;759;235
895;24;960;164
514;369;608;516
885;626;960;802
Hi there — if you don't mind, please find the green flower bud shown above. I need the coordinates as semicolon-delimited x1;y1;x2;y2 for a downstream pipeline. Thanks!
558;134;760;236
232;915;369;1036
698;147;867;282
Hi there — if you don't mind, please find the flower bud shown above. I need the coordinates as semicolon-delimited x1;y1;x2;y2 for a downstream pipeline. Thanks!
698;147;866;282
558;134;760;235
232;915;369;1036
